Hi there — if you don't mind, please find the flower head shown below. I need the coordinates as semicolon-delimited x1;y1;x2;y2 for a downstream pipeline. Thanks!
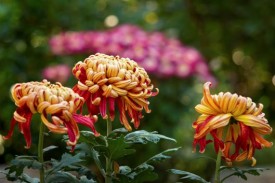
193;82;272;166
4;79;98;149
72;53;159;131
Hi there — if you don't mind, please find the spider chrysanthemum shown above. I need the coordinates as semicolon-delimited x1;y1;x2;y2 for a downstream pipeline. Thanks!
193;82;272;166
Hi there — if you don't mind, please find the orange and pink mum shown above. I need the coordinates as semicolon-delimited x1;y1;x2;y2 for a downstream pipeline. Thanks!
72;53;159;131
193;82;272;166
4;80;99;149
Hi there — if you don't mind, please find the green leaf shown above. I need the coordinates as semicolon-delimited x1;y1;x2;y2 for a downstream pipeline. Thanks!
124;130;176;144
91;148;105;177
111;128;128;134
115;147;179;182
146;147;181;164
78;131;106;146
129;164;158;183
79;175;97;183
116;163;157;183
4;155;42;180
219;166;268;182
131;169;158;183
21;173;40;183
108;135;136;160
43;145;58;153
46;171;97;183
47;153;84;176
119;166;132;175
9;156;42;170
0;170;40;183
45;171;79;183
168;169;210;183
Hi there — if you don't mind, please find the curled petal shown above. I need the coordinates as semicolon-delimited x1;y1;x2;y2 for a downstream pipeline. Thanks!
203;82;221;112
232;96;247;116
194;114;231;139
73;114;100;136
227;93;238;113
195;104;218;115
234;115;272;134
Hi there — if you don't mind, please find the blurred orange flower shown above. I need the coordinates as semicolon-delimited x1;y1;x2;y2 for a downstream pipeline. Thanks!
72;53;159;131
4;80;99;149
193;82;272;166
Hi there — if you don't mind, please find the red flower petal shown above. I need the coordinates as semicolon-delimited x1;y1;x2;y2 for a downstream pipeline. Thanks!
73;114;100;136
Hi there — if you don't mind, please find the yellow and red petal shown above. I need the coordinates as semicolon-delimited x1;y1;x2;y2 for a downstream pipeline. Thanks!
234;115;272;134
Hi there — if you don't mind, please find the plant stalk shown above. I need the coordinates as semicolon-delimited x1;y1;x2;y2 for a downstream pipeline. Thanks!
38;122;45;183
105;118;112;183
214;150;222;183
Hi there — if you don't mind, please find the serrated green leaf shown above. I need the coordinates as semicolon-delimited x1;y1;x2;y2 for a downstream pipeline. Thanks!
91;148;105;177
47;153;84;176
43;145;58;153
116;147;179;182
108;135;136;160
168;169;210;183
21;173;40;183
116;163;156;183
79;175;97;183
119;166;132;175
10;156;42;170
220;166;268;183
146;147;181;164
45;171;79;183
4;156;42;180
131;169;158;183
124;130;176;144
78;131;106;147
111;128;128;134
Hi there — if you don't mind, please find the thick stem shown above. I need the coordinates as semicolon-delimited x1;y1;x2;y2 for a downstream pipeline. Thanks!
38;122;45;183
214;150;222;183
105;118;112;183
106;118;112;137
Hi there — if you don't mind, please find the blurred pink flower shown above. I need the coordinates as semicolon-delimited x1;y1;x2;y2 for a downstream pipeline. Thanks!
49;24;215;82
42;64;71;83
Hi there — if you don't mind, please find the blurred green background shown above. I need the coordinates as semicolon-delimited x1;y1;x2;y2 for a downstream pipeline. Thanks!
0;0;275;182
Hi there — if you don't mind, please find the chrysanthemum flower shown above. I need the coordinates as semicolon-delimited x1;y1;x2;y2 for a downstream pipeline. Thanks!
49;24;216;83
4;79;99;149
72;53;159;131
42;64;71;83
193;82;272;166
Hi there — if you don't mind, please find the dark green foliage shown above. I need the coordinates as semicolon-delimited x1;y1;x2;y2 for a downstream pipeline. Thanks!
168;169;210;183
76;130;179;182
115;148;180;183
219;166;268;182
107;136;136;160
124;130;177;144
2;156;41;181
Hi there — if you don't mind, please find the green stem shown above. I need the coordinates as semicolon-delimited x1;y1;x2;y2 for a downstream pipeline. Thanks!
105;118;112;183
214;150;222;183
38;122;45;183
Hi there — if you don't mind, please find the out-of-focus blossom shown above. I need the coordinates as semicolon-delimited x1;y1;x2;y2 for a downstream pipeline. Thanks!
193;82;272;166
49;24;215;82
42;64;71;83
72;53;159;131
4;80;99;149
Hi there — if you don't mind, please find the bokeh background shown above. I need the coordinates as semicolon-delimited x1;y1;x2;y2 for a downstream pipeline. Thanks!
0;0;275;182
